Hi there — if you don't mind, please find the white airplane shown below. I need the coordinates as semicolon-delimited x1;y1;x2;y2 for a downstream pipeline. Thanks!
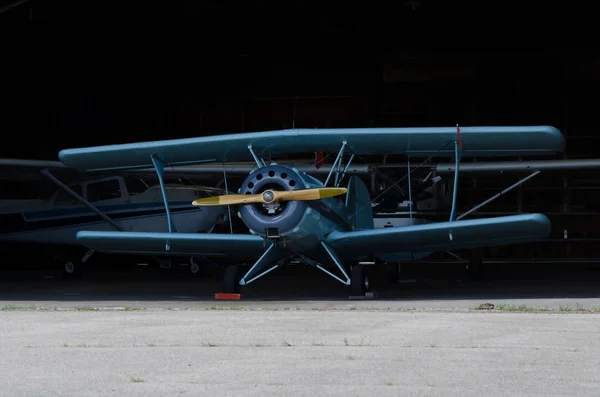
0;159;228;277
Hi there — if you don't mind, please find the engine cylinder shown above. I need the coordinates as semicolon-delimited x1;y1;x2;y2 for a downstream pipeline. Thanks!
237;165;309;236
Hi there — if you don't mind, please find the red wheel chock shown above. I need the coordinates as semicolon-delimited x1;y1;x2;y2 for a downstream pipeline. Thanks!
214;293;242;300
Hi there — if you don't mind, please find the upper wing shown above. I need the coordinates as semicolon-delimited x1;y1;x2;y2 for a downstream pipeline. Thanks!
325;213;551;257
58;126;565;171
76;230;268;258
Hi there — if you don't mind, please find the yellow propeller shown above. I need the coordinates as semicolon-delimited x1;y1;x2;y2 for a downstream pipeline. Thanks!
192;187;347;207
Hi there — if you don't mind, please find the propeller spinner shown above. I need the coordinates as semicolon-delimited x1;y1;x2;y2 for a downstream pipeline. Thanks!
192;187;347;207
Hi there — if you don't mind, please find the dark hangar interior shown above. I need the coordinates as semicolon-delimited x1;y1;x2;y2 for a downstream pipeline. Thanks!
2;0;600;275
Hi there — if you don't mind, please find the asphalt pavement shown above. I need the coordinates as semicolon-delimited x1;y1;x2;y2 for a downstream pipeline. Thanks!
1;309;599;396
1;263;600;396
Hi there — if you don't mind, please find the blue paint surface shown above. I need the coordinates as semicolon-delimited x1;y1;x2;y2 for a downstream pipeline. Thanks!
59;126;565;171
65;125;561;269
77;230;268;258
326;213;551;261
76;208;552;264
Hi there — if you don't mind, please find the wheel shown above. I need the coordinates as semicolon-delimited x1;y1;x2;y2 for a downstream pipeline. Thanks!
189;257;201;277
466;257;484;282
351;265;370;296
61;258;83;279
189;256;210;278
386;262;399;284
222;265;241;294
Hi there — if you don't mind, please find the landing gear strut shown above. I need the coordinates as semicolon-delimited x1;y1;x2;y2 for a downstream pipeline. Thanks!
217;241;375;298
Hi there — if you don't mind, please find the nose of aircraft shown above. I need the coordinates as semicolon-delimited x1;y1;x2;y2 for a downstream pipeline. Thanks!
262;190;275;203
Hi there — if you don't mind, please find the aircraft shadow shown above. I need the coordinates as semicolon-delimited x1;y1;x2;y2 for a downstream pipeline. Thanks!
1;262;600;303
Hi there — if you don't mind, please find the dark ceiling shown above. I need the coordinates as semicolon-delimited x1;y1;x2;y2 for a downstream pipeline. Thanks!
2;0;599;159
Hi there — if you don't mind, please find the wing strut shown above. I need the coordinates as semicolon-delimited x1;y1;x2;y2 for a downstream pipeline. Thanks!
221;164;234;234
407;157;413;225
448;124;464;222
40;168;124;265
150;155;177;251
457;170;541;220
325;141;347;187
247;145;266;168
338;154;355;186
40;169;123;232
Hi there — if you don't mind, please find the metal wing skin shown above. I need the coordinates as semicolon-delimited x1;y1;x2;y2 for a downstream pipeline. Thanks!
0;158;78;181
325;213;551;259
59;126;565;171
76;231;269;258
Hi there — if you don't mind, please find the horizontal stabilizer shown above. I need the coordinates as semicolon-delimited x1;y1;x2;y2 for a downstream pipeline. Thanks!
76;231;268;257
59;126;564;172
326;213;551;257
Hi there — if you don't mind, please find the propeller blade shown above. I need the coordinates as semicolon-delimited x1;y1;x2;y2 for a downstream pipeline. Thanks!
274;187;347;202
192;187;347;207
192;194;264;206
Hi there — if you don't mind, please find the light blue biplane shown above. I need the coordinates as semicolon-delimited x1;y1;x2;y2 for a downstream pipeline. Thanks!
59;126;564;296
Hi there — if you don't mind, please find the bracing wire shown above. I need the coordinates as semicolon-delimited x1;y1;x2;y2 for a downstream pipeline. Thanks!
345;141;453;223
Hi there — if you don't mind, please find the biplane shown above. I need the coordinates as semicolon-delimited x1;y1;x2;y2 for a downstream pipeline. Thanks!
59;125;565;296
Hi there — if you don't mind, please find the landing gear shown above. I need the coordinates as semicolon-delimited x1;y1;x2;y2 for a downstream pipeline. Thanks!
189;256;214;278
215;242;375;299
351;265;370;296
61;257;83;279
156;256;210;278
157;258;173;274
386;263;399;284
222;265;241;294
466;257;484;282
52;248;94;279
189;257;203;277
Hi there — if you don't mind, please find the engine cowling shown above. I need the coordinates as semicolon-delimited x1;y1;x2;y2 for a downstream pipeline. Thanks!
237;164;311;237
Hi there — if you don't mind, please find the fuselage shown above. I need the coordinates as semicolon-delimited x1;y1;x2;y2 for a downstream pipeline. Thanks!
0;184;226;245
236;164;351;253
234;164;433;264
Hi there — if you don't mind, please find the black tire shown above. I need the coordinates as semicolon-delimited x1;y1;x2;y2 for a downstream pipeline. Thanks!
189;257;211;278
61;258;83;279
222;265;241;293
386;263;399;284
351;265;369;296
466;257;484;282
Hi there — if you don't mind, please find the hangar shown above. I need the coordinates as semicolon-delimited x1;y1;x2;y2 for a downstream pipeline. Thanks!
2;1;600;287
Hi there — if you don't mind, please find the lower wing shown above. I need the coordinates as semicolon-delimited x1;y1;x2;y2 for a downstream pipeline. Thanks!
76;231;268;257
325;214;551;257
